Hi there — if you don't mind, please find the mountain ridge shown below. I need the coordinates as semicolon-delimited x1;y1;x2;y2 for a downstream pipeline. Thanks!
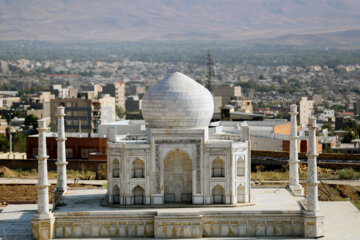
0;0;360;42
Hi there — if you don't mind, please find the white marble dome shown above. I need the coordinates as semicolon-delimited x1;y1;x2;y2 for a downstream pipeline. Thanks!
141;72;214;129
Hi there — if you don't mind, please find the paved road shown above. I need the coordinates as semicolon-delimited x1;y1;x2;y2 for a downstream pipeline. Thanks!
0;204;37;240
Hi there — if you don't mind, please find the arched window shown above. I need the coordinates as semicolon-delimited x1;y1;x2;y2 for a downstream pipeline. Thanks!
237;184;245;203
237;157;245;177
132;185;144;205
112;158;120;178
211;158;225;177
132;158;145;178
212;185;225;204
112;185;120;204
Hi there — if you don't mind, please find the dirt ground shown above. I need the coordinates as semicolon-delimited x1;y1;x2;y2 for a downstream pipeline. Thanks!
0;165;96;179
0;183;100;206
0;184;55;204
0;166;19;177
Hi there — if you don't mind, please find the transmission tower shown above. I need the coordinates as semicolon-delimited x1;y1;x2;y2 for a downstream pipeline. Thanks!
206;49;215;92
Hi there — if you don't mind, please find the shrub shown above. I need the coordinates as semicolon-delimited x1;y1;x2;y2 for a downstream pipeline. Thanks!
339;168;355;180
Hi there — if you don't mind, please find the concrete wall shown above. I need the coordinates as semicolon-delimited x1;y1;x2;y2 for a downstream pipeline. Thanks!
273;123;291;135
251;137;283;151
26;136;107;159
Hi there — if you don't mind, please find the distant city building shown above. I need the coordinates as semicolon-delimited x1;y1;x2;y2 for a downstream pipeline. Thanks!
229;96;253;114
0;61;9;74
213;85;242;106
213;96;222;113
126;85;146;96
26;132;107;160
354;98;360;116
81;84;102;97
299;97;314;126
312;94;322;105
0;119;8;136
125;95;142;113
102;82;125;110
318;109;334;122
0;96;21;109
50;85;78;99
50;94;115;133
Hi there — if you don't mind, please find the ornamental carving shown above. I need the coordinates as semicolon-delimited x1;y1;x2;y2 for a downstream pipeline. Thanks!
154;139;201;194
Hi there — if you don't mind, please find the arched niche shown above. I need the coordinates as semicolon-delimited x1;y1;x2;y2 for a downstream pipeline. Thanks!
164;149;192;203
132;185;145;205
132;158;145;178
211;184;225;204
112;184;120;204
237;157;245;177
211;157;225;177
237;184;245;203
112;158;120;178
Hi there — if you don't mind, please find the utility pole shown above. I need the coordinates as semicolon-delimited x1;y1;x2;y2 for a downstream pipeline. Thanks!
8;113;13;155
206;49;215;92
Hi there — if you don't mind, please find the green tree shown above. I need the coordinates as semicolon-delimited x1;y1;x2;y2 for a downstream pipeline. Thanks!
25;114;39;134
0;135;9;151
342;130;354;143
12;132;27;152
115;106;125;118
12;110;22;119
100;71;112;78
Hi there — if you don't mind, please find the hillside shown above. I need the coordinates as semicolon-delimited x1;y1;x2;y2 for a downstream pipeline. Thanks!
0;0;360;41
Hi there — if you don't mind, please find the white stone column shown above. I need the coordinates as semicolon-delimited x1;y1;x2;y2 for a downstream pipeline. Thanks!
56;106;68;193
241;122;251;203
288;105;304;196
37;119;51;218
306;117;319;214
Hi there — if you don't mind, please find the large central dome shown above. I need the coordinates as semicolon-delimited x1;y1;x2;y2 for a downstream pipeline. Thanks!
141;72;214;129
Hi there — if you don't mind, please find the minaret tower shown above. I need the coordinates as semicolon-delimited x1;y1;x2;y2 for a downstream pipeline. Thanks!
36;119;51;217
288;104;304;196
31;119;54;240
56;106;68;193
306;117;319;214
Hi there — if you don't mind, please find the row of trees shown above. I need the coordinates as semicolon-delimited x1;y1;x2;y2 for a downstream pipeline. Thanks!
1;41;360;66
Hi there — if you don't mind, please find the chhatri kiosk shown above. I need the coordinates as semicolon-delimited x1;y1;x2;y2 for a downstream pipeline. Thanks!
107;72;250;206
31;72;324;239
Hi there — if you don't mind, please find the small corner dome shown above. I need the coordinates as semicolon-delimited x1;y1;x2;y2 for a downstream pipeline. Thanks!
141;72;214;129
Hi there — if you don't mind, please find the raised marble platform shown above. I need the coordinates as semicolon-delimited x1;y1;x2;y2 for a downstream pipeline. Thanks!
31;187;324;239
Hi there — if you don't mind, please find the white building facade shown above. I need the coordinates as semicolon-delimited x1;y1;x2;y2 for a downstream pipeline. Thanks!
107;72;250;205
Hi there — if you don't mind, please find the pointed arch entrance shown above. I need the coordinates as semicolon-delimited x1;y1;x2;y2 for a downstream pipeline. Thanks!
164;149;192;203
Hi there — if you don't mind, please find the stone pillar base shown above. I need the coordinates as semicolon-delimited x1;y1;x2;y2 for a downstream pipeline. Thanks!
288;185;304;196
31;215;55;240
153;196;163;205
192;196;204;204
303;214;325;238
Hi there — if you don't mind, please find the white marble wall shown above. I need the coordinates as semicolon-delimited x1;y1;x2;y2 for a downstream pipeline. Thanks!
51;212;324;239
107;128;249;206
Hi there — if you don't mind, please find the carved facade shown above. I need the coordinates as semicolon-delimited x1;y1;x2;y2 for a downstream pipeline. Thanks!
107;128;250;205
